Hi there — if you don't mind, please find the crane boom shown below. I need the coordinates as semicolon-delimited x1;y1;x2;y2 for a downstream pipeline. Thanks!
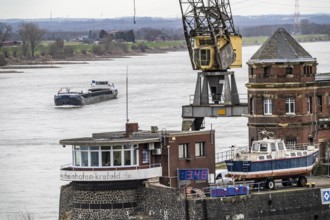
179;0;242;71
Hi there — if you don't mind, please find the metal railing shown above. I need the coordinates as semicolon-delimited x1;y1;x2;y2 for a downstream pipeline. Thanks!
215;146;248;163
188;94;247;105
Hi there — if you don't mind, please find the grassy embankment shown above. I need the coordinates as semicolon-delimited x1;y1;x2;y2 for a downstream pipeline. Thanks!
1;34;329;66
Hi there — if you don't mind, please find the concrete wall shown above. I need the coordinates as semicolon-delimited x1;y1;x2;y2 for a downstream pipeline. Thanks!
188;188;330;220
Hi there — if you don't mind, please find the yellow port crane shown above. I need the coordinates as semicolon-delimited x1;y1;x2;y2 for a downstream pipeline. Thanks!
179;0;247;131
179;0;242;71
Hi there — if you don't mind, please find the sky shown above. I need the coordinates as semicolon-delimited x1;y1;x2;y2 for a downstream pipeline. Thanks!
0;0;329;19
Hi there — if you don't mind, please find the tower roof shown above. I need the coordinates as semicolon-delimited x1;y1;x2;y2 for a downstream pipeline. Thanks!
248;28;316;64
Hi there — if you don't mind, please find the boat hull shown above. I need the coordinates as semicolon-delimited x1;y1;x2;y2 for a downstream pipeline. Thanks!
54;91;117;106
225;150;319;180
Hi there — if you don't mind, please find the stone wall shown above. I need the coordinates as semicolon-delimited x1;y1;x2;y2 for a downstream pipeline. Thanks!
58;183;73;219
137;185;186;219
59;181;330;220
59;182;187;220
188;188;330;220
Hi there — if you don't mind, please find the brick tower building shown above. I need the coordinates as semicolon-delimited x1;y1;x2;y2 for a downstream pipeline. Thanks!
246;28;330;160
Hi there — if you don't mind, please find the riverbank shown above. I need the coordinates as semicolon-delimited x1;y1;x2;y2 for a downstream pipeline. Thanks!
1;35;329;67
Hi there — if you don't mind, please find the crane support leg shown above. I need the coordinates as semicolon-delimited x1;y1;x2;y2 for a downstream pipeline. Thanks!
182;71;248;131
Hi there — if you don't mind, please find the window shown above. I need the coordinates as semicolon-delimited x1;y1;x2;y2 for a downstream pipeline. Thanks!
260;143;268;152
142;150;149;163
307;97;312;113
195;142;206;157
249;98;254;114
285;67;293;75
179;144;189;159
113;145;122;166
81;146;89;167
317;96;322;112
271;143;276;152
73;145;138;167
285;97;295;114
74;146;81;166
90;146;99;167
264;66;271;78
278;142;284;150
124;144;131;166
252;143;259;152
258;156;265;160
263;99;272;115
200;49;210;66
250;67;254;77
304;65;313;75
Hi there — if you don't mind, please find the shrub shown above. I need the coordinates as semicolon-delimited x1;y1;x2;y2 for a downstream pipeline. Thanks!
2;47;10;58
0;54;7;66
63;46;74;57
92;45;103;55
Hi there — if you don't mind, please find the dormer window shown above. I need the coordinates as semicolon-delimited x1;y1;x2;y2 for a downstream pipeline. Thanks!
304;65;313;75
286;67;293;75
264;66;271;78
250;67;254;77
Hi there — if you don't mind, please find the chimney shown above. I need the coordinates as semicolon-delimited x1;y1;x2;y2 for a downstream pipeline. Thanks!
126;123;139;136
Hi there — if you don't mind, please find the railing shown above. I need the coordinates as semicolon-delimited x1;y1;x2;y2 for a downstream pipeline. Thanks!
188;94;247;105
215;146;248;163
285;142;319;151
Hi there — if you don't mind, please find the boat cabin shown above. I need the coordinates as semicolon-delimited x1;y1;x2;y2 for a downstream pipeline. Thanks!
251;139;286;154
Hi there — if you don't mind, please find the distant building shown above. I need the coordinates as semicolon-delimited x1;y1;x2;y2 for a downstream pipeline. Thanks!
0;41;22;47
247;28;330;162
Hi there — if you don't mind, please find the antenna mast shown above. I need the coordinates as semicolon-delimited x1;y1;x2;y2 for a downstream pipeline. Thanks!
126;66;129;123
293;0;301;34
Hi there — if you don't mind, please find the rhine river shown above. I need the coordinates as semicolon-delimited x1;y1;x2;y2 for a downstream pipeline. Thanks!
0;42;329;219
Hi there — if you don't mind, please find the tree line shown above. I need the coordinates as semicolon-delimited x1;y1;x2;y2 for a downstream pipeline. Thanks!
2;19;329;65
0;22;186;65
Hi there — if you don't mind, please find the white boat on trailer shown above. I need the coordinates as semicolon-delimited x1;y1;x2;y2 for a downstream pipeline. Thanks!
225;131;319;190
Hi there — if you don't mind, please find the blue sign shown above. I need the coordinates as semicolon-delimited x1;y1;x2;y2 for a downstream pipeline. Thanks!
321;188;330;205
178;169;208;181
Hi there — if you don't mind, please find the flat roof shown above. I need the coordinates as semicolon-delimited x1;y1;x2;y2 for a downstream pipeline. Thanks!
59;129;213;146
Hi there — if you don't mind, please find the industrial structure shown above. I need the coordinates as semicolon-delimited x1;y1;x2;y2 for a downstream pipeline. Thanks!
179;0;248;131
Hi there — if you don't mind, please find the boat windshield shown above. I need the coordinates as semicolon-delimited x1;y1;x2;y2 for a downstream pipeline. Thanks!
271;143;276;151
252;143;259;152
278;142;284;150
260;143;268;152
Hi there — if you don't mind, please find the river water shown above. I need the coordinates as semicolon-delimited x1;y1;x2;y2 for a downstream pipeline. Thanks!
0;42;329;219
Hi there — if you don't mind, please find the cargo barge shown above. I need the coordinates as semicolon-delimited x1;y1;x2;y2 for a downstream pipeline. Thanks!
54;80;118;106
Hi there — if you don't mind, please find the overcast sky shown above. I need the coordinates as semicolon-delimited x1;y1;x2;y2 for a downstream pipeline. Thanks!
0;0;329;19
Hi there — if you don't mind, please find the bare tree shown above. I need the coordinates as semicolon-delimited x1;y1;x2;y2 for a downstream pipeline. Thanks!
18;22;45;58
0;23;12;49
